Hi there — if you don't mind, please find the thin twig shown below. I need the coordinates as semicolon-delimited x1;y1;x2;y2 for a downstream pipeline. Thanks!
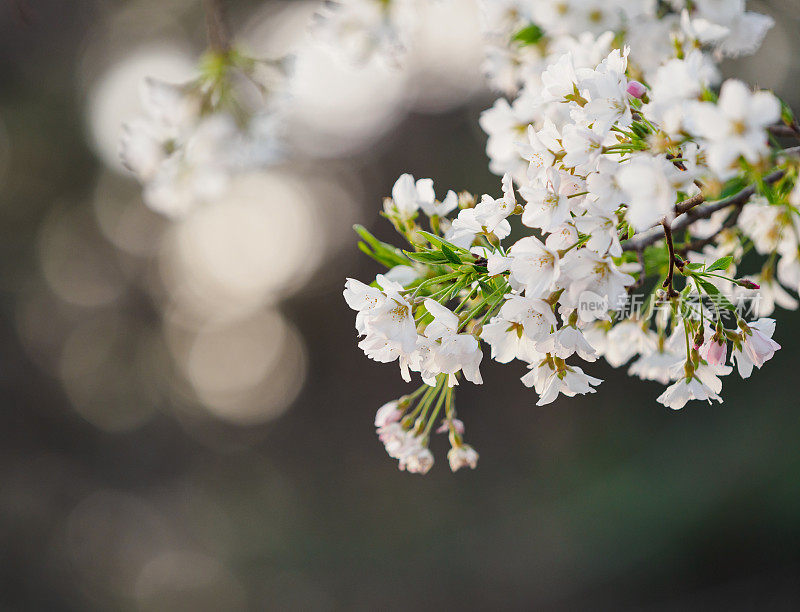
768;124;800;139
661;220;679;298
675;192;706;215
204;0;231;53
779;145;800;159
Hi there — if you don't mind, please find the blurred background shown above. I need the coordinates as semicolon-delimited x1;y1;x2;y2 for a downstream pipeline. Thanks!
2;0;800;609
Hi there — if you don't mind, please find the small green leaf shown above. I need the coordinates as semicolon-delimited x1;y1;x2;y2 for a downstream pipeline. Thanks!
781;99;795;126
718;297;736;312
512;23;544;45
685;262;704;270
700;87;718;103
717;176;748;199
416;230;445;248
358;242;399;268
446;279;468;301
698;279;719;295
698;279;735;311
353;225;408;266
403;250;448;264
353;224;380;246
630;122;650;138
441;244;462;265
643;245;670;276
416;230;473;255
705;256;733;273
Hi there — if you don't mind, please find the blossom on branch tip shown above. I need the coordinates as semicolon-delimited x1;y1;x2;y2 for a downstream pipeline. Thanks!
521;359;603;406
448;445;479;471
731;318;781;378
656;376;723;410
687;79;780;178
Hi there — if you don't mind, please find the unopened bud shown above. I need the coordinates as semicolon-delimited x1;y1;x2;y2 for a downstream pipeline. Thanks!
458;191;476;209
735;279;760;290
568;310;579;326
627;80;647;99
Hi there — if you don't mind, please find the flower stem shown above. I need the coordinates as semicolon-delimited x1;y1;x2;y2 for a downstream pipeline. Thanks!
204;0;231;54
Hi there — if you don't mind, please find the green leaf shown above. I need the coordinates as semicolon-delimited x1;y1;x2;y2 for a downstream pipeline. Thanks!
403;250;448;264
781;99;795;126
697;279;735;311
705;256;733;273
643;245;670;276
630;122;650;138
698;279;719;295
416;230;445;248
700;87;718;103
445;279;468;301
717;176;748;199
441;244;462;265
685;262;704;270
358;242;401;269
353;225;408;266
416;230;472;255
512;23;544;45
353;224;381;246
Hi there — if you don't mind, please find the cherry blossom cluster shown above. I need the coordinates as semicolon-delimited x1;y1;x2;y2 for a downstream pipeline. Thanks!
477;0;773;96
315;1;773;86
120;50;288;217
343;1;800;472
312;0;416;65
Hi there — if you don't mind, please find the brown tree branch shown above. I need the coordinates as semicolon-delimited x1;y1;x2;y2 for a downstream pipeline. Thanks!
768;124;800;139
674;192;706;215
661;220;679;298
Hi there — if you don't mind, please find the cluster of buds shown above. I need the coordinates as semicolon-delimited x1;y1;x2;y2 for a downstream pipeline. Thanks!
373;382;478;474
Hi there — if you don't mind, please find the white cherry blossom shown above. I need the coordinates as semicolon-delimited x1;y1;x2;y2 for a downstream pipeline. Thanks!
508;236;560;297
687;79;780;178
731;318;781;378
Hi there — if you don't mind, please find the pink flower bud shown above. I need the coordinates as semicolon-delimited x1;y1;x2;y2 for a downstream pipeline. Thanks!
736;279;760;290
435;418;465;435
375;401;402;428
627;81;647;99
699;339;727;367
